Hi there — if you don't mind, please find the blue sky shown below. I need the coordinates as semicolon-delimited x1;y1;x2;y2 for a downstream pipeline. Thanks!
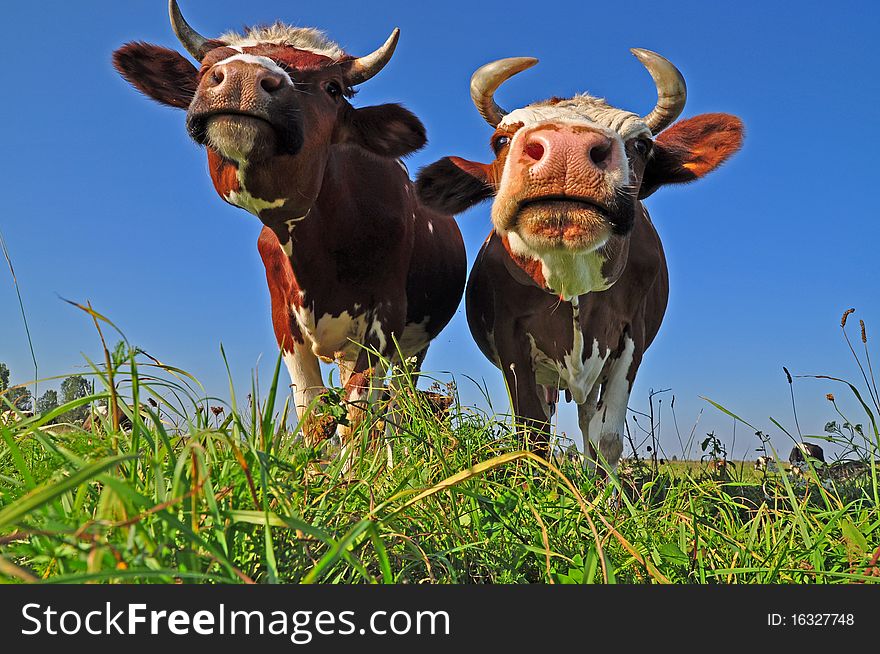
1;0;878;460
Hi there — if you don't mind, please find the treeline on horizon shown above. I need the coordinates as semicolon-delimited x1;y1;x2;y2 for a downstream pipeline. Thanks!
0;362;91;423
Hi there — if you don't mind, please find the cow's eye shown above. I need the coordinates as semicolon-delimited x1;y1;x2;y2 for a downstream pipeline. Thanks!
492;135;511;154
633;138;653;156
325;81;343;99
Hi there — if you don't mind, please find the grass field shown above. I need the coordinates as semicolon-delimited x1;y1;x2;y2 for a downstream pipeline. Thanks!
1;313;878;584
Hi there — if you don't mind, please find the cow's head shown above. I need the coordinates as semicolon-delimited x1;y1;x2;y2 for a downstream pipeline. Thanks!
113;1;425;230
417;51;743;299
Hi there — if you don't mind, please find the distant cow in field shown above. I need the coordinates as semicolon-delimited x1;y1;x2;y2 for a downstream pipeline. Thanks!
789;443;825;465
416;52;743;471
707;458;731;477
0;409;34;425
113;2;466;449
82;403;149;431
755;455;778;472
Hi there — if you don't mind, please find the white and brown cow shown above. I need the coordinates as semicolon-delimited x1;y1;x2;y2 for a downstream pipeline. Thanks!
417;52;743;471
113;2;466;447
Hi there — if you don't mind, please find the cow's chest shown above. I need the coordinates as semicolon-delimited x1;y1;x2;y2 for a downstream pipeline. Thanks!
524;324;610;405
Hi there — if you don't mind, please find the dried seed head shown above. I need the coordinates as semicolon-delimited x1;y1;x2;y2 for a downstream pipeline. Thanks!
783;366;793;384
841;308;855;327
826;393;835;402
860;319;867;343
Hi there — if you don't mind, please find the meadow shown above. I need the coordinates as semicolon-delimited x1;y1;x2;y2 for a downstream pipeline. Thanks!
0;309;878;585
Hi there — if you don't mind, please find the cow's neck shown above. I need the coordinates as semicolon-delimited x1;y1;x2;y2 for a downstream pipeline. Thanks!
500;233;613;301
244;148;408;306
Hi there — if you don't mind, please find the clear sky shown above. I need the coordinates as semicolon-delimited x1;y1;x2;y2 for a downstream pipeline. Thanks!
1;0;878;461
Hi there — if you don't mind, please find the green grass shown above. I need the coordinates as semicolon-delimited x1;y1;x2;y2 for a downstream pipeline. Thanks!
1;309;878;584
1;359;877;584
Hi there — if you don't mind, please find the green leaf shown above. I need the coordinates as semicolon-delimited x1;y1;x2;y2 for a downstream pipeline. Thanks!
658;542;689;567
840;519;869;556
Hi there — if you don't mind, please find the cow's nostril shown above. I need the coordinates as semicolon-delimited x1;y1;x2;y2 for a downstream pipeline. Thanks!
261;75;283;93
590;143;612;167
524;141;545;161
211;69;225;86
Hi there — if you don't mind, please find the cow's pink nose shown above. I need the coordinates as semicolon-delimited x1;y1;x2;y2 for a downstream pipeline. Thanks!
207;62;286;96
520;127;615;172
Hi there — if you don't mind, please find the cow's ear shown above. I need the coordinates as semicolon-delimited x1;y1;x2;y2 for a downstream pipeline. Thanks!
416;157;494;214
340;103;427;158
113;42;199;110
639;113;743;199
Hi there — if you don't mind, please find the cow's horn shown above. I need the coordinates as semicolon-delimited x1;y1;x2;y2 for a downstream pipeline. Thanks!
169;0;211;60
630;48;687;134
470;57;538;127
343;28;400;86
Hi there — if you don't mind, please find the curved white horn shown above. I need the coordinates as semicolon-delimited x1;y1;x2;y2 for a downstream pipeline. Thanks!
169;0;211;60
630;48;687;134
343;28;400;86
469;57;538;127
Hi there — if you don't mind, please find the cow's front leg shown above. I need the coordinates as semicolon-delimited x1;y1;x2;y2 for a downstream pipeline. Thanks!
282;342;329;446
335;324;397;456
578;336;637;475
500;345;553;459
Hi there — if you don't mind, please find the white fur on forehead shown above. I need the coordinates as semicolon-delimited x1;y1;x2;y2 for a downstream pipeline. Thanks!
220;22;345;60
500;94;650;140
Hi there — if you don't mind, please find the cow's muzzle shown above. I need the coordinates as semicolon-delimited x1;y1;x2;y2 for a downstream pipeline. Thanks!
186;60;303;160
508;193;635;253
186;105;303;161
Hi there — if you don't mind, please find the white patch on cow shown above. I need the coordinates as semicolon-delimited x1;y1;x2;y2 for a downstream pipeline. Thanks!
526;338;608;404
286;213;309;228
276;213;308;257
579;336;635;472
500;95;651;141
282;346;324;419
529;334;608;406
224;164;289;218
291;304;369;361
428;221;434;234
369;319;388;353
226;188;286;215
506;232;610;299
220;25;345;60
213;53;294;86
539;248;611;300
397;317;432;359
223;160;286;213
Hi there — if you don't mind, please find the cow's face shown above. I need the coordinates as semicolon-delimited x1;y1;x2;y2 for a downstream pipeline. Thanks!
417;53;743;299
488;97;650;256
113;3;425;225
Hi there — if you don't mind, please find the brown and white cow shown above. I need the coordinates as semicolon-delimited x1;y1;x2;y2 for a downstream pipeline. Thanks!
417;51;743;471
113;2;466;447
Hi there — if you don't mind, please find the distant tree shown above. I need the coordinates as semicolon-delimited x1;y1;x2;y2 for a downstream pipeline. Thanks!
60;375;91;423
36;389;59;418
7;386;33;412
1;363;33;413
